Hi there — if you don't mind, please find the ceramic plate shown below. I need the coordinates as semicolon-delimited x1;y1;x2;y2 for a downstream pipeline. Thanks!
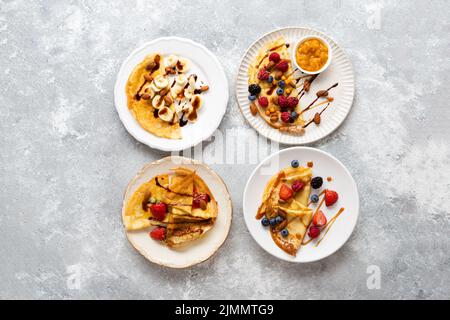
243;147;359;263
115;37;229;151
236;27;355;144
122;156;232;268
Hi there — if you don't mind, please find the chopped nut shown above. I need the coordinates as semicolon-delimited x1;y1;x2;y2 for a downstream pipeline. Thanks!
270;114;278;123
250;102;257;116
303;80;311;92
313;112;321;125
270;96;279;105
274;70;283;80
163;95;173;105
165;67;177;75
141;93;151;100
316;90;328;97
200;85;209;92
327;96;334;102
159;88;169;97
146;62;156;71
144;74;153;82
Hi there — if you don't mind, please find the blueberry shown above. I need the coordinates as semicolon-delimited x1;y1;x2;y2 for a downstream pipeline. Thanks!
275;216;283;224
290;111;299;121
261;217;269;227
281;229;289;237
291;160;299;168
248;95;257;101
311;194;319;203
267;75;274;83
311;177;323;189
269;218;277;226
276;88;284;95
278;80;286;88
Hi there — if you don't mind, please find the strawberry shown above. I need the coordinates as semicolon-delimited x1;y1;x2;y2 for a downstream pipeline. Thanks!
308;225;320;239
312;210;327;227
150;203;167;221
269;52;281;63
275;60;289;73
279;183;293;200
149;227;166;241
192;193;210;209
324;189;339;207
291;180;305;192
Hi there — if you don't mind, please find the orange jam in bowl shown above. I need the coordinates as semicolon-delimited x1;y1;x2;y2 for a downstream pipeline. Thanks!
295;37;330;73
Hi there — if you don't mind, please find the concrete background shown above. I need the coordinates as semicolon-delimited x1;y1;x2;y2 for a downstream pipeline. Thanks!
0;0;449;299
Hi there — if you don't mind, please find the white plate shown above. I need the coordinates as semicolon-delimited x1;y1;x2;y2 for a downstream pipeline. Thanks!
243;147;359;263
114;37;229;151
236;27;355;144
122;156;232;268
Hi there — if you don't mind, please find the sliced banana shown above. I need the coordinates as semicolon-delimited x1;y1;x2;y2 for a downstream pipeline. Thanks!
190;95;202;111
153;75;169;90
164;54;178;68
175;74;187;87
176;58;191;73
152;95;165;109
158;106;174;122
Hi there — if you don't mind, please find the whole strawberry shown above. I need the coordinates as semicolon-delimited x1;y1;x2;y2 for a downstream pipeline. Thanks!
275;60;289;73
258;96;269;108
278;95;289;108
269;52;281;63
324;189;339;207
281;112;291;123
287;96;299;109
149;227;166;241
257;69;270;81
150;203;167;221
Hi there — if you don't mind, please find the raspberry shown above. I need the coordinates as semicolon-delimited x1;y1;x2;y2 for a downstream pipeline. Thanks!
287;97;299;108
257;69;270;81
281;112;291;123
308;226;320;239
275;60;289;73
150;203;167;221
150;227;166;241
258;96;269;107
292;180;305;192
269;52;281;63
278;95;289;108
324;189;339;207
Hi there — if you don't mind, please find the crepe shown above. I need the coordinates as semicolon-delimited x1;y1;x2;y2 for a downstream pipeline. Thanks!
256;166;313;256
124;167;218;247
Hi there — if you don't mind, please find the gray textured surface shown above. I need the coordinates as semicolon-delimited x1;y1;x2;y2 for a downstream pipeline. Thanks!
1;0;449;299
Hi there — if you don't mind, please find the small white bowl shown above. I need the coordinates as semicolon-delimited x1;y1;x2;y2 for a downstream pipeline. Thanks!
293;35;332;75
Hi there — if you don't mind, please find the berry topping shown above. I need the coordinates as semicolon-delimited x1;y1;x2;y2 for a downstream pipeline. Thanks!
310;194;319;203
248;95;257;101
281;229;289;237
291;160;299;168
258;96;269;107
275;60;289;73
248;84;261;95
324;189;339;207
149;227;166;241
269;218;277;226
261;217;269;227
279;183;294;200
150;203;167;221
276;88;284;95
269;52;281;63
292;180;305;192
257;69;270;81
281;111;291;123
308;225;320;239
192;193;210;209
311;176;323;189
267;75;274;83
313;210;327;227
275;215;284;224
278;95;289;108
278;80;286;88
290;111;299;123
287;96;299;108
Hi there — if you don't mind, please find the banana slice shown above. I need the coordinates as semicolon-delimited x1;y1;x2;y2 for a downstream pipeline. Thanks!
190;95;202;111
175;74;187;87
153;75;169;90
164;54;178;68
152;95;165;109
176;58;191;73
158;106;174;122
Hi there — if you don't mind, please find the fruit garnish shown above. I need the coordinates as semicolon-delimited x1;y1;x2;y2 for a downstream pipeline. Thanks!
310;194;319;203
269;218;277;226
278;80;286;88
308;225;320;239
192;193;210;209
261;217;269;226
248;95;257;101
287;96;299;108
324;189;339;206
278;95;289;108
149;227;166;241
275;216;284;224
290;111;299;122
292;180;305;192
267;75;274;83
269;52;281;63
279;183;294;200
248;83;261;95
311;176;323;189
281;229;289;237
275;60;289;72
257;69;270;81
281;112;291;123
276;88;284;95
312;210;327;227
150;203;167;221
258;96;269;107
291;160;299;168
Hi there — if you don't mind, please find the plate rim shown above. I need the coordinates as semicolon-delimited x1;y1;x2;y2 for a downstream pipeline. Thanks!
114;36;229;152
122;156;233;268
242;146;359;263
235;26;356;145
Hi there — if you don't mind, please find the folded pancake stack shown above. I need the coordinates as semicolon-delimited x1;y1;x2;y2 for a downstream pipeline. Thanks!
124;167;218;247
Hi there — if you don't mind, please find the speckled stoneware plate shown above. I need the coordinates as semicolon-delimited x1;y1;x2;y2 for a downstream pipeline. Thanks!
236;27;355;144
243;147;359;263
122;156;232;268
114;37;229;151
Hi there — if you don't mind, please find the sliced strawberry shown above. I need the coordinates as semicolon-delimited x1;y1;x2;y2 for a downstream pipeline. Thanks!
291;180;305;192
149;227;166;241
192;193;210;209
150;203;167;221
312;210;327;227
324;189;339;207
279;183;294;201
